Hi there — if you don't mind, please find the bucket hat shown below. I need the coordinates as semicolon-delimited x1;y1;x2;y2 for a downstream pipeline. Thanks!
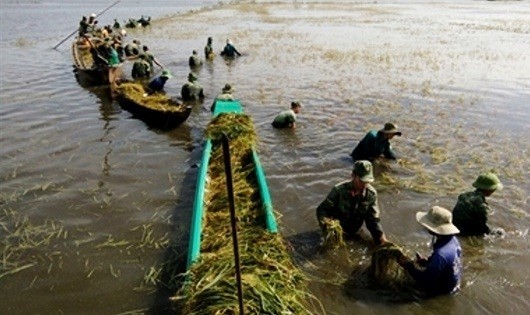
352;160;374;183
160;69;172;79
472;172;503;191
222;83;233;93
416;206;460;235
380;122;402;136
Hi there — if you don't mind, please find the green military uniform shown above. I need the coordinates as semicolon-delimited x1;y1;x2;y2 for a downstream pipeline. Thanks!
189;54;202;68
143;52;156;70
452;190;491;235
131;58;151;79
452;172;503;236
316;180;384;244
181;73;204;101
205;43;214;59
272;109;296;128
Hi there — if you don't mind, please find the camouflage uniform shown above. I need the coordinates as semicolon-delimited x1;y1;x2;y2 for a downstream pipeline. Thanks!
452;190;492;235
131;58;151;79
189;54;202;68
204;43;214;59
316;180;385;245
271;109;297;128
181;74;204;101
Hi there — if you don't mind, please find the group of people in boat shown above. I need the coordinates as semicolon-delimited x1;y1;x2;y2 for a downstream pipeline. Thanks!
317;122;504;297
76;15;248;103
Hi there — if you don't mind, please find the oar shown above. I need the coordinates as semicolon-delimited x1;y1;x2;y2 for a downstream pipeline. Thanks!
53;0;121;50
221;133;245;315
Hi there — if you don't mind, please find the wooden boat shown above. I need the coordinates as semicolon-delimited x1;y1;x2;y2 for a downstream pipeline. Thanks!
71;40;110;86
115;82;192;130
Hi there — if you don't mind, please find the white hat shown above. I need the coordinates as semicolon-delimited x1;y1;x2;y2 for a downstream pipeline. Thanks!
90;13;96;18
416;206;460;235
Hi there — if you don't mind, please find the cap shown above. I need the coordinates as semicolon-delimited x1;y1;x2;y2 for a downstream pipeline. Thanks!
352;160;374;183
222;83;233;93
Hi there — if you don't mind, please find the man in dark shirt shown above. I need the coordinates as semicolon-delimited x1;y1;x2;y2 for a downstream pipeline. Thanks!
350;122;402;162
220;39;242;58
148;69;172;93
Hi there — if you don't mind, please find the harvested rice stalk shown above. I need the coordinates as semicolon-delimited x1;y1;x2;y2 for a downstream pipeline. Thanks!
369;242;413;290
116;82;185;112
321;218;345;248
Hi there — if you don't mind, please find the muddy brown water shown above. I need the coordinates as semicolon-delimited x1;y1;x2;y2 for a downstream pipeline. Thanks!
1;1;529;314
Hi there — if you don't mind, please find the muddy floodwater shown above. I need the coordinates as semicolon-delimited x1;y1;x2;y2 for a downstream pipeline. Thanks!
1;0;529;314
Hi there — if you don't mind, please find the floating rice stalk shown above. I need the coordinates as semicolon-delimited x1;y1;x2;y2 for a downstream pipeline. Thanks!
1;208;66;278
95;235;131;249
173;113;323;314
113;308;149;315
0;262;36;279
321;218;345;249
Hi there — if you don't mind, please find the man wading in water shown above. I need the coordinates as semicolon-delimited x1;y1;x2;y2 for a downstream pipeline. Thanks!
316;160;388;246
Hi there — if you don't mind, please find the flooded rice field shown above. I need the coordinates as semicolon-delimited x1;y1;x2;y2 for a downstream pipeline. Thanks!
1;0;529;314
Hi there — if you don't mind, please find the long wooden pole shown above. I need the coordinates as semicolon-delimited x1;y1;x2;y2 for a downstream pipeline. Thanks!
53;0;121;50
221;133;245;315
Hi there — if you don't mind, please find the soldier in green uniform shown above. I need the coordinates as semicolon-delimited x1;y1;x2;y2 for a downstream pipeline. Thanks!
142;46;164;70
189;50;203;68
452;172;503;236
271;101;302;129
316;160;388;246
204;36;215;60
180;72;204;101
131;54;151;79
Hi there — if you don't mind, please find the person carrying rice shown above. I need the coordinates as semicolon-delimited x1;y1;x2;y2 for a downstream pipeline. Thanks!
316;160;388;246
397;206;462;297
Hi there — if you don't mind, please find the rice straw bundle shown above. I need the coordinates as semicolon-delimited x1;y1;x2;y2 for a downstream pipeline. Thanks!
116;82;185;112
321;218;345;248
369;242;412;290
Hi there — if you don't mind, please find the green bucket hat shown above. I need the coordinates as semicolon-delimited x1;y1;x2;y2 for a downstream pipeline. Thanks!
222;83;234;93
352;160;374;183
161;69;172;78
472;172;503;191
